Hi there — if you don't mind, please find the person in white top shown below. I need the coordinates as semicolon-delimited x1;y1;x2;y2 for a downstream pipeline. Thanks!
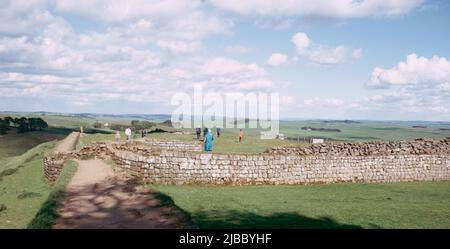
125;128;132;141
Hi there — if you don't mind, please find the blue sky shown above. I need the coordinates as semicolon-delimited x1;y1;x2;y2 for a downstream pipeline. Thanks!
1;0;449;121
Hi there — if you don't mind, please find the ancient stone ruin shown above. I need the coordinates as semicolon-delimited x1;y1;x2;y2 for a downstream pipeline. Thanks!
44;138;450;185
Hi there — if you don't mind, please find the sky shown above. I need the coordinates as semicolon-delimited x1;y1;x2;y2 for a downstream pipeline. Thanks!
0;0;449;121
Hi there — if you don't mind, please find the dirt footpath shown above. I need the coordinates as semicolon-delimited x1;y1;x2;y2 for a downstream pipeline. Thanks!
54;132;79;154
54;159;193;229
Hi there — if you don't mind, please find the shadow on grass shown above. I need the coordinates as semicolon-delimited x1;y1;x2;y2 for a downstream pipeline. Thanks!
152;192;361;229
153;191;196;226
191;210;362;229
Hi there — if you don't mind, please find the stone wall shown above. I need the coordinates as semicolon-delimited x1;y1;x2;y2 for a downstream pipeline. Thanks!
144;139;202;151
267;138;450;156
112;149;450;185
43;132;80;182
43;153;73;182
44;138;450;185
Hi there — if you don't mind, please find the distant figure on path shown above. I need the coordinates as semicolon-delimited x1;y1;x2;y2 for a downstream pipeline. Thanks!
238;129;244;142
115;131;121;142
125;128;131;141
204;129;214;152
203;127;208;140
80;126;84;137
216;127;221;138
141;129;147;138
196;127;201;140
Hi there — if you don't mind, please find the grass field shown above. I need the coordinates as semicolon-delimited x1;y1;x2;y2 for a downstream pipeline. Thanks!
28;161;77;229
0;141;76;228
0;113;131;130
152;182;450;229
75;121;450;154
76;129;298;154
280;120;450;141
1;112;449;229
0;127;72;160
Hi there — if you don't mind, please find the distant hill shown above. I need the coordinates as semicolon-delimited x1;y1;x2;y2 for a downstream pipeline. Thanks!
320;120;360;124
301;126;341;132
0;112;171;121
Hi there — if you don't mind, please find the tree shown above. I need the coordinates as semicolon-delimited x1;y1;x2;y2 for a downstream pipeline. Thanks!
28;118;39;131
129;120;155;130
131;120;140;127
32;118;48;131
16;117;30;133
0;118;10;135
93;121;102;129
37;118;48;130
3;116;13;126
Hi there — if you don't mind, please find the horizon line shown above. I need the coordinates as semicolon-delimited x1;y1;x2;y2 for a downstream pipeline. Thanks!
1;110;450;123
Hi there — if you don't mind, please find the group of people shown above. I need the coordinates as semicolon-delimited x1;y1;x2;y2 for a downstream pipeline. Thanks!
116;128;148;142
197;127;244;152
195;127;221;140
114;126;245;153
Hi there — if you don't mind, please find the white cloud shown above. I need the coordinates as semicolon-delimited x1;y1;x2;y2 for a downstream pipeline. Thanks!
291;32;362;65
210;0;424;18
291;32;311;52
280;95;295;105
0;0;280;111
267;53;288;66
368;54;450;87
351;48;363;59
0;0;61;36
200;57;267;78
54;0;201;23
224;45;252;54
362;54;450;117
238;79;274;90
156;40;201;54
301;97;345;108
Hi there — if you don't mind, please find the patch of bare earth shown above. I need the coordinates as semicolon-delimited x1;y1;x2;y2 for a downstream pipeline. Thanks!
54;158;194;229
54;132;79;154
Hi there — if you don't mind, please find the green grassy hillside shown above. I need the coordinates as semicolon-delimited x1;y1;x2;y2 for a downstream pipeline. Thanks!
280;120;450;141
0;128;71;160
153;182;450;229
0;141;76;228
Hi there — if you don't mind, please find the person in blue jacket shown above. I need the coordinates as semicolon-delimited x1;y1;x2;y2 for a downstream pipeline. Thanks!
204;129;214;152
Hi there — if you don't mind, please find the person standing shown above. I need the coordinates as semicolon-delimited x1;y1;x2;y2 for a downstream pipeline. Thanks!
203;127;208;139
216;127;221;138
125;127;131;141
238;129;244;143
204;129;214;152
196;127;201;140
115;131;121;142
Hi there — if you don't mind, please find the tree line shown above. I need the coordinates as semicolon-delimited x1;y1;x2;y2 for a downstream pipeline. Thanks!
109;120;156;131
0;117;48;135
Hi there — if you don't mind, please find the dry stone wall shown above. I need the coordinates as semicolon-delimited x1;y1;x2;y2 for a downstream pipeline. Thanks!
44;138;450;185
43;153;73;182
112;149;449;185
267;138;450;156
144;139;202;151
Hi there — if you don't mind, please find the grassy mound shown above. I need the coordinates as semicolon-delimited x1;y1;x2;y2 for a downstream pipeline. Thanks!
0;140;57;175
0;127;72;160
28;161;77;229
0;141;77;228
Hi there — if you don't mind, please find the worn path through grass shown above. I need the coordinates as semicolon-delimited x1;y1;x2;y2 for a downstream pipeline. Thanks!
54;159;193;228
